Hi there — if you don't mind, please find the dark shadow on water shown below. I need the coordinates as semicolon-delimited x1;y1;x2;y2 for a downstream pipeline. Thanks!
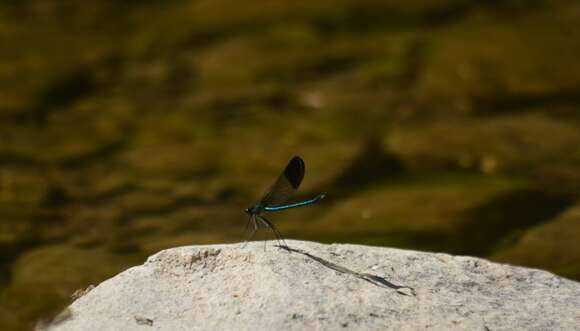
317;138;405;203
455;188;574;256
276;245;416;296
474;88;580;116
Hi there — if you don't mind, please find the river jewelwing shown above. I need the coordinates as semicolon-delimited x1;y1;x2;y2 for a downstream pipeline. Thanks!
243;156;326;248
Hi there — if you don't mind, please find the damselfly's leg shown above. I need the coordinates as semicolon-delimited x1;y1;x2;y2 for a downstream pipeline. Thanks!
241;215;259;248
257;215;289;249
254;216;270;251
263;227;268;252
242;215;252;236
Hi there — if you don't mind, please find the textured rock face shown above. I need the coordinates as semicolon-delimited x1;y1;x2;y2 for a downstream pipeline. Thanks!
50;241;580;331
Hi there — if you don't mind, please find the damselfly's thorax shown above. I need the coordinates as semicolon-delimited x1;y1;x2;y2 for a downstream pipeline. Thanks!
245;205;263;215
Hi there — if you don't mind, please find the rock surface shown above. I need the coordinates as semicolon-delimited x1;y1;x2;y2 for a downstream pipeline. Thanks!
50;240;580;331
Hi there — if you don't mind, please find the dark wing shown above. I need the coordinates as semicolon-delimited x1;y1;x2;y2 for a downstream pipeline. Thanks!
260;156;305;206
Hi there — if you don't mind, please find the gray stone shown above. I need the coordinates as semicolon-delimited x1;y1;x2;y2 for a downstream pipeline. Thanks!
50;240;580;331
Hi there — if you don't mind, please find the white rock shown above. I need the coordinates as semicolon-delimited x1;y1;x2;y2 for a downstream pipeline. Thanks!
49;240;580;331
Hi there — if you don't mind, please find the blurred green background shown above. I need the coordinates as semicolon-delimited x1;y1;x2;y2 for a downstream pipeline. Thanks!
1;0;580;329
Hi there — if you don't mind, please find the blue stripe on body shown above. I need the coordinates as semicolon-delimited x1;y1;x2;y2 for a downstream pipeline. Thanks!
264;194;326;212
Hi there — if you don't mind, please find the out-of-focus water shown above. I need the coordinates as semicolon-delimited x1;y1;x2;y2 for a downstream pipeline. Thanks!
1;1;580;330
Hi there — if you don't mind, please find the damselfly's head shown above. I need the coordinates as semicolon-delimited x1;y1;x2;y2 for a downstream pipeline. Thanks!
244;208;251;214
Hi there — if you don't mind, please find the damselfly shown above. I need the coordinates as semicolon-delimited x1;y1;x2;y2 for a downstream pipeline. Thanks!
243;156;325;248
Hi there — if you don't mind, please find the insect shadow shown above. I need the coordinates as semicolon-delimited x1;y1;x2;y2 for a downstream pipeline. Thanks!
276;245;416;296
